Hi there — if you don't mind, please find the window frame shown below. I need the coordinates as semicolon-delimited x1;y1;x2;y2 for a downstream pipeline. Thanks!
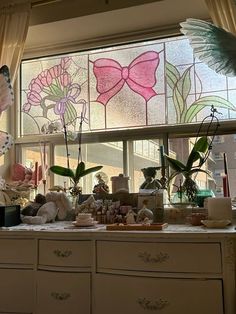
14;25;236;192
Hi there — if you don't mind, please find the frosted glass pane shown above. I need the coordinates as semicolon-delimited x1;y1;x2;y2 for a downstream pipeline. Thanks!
165;38;194;66
147;94;166;125
195;63;227;92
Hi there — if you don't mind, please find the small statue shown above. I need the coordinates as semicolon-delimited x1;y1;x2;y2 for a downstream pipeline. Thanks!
137;199;153;223
93;173;109;194
140;167;162;190
125;209;136;224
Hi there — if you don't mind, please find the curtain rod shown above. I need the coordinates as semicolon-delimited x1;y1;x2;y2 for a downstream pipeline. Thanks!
31;0;62;7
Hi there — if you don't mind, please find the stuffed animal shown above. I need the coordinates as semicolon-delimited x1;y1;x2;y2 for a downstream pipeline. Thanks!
21;192;73;224
46;191;73;220
21;201;58;224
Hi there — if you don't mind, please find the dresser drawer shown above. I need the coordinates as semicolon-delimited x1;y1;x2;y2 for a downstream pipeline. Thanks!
36;271;90;314
94;274;223;314
38;240;92;268
96;241;222;273
0;239;35;265
0;269;34;313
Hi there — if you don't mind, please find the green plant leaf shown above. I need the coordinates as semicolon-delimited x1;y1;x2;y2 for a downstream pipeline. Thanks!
173;85;183;123
165;61;180;90
165;156;186;172
184;96;236;123
64;101;77;126
177;67;191;102
50;165;75;180
79;165;103;178
186;151;201;171
186;137;209;170
193;136;209;153
75;161;85;181
50;83;64;97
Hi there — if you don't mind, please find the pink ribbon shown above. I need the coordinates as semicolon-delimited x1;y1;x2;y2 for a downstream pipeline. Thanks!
93;51;160;105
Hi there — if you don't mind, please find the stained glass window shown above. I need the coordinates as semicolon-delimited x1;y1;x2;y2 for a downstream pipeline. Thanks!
20;35;236;136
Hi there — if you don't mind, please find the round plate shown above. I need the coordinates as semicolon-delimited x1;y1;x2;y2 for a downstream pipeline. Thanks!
201;219;231;228
72;221;98;227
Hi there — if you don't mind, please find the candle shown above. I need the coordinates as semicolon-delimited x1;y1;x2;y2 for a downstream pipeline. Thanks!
39;142;46;180
34;161;38;186
223;175;229;197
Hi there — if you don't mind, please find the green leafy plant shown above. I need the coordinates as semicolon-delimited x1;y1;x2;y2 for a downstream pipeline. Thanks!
50;162;103;196
49;109;103;196
165;136;210;203
165;61;236;123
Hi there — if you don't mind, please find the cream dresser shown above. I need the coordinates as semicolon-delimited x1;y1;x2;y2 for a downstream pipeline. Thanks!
0;222;235;314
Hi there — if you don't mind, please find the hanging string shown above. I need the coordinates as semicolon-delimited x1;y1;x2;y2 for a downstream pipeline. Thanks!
194;105;221;168
77;100;87;164
61;114;70;169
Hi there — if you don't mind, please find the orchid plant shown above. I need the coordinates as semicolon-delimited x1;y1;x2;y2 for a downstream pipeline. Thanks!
49;108;103;196
165;106;220;203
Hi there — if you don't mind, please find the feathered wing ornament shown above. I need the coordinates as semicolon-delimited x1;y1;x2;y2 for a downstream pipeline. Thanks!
0;65;14;157
0;65;14;114
0;131;13;156
180;18;236;76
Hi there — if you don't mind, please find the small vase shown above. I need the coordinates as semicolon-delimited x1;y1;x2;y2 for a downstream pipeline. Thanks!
68;185;82;209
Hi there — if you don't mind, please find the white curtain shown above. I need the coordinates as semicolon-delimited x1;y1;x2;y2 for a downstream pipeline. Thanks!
0;1;31;179
205;0;236;34
0;1;31;83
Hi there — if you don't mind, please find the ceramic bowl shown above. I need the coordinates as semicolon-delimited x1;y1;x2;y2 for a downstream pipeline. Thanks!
201;219;231;228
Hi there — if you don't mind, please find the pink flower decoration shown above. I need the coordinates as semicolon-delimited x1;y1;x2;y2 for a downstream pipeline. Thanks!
60;72;71;87
27;90;42;106
29;79;42;93
38;70;53;87
61;57;72;70
23;103;31;112
49;65;62;79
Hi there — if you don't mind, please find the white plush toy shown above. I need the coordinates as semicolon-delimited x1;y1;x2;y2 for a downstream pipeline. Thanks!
21;191;73;224
21;201;58;224
46;191;73;220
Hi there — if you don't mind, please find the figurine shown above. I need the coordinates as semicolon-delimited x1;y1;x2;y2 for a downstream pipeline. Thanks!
137;199;153;223
125;209;136;224
93;173;109;194
140;167;162;190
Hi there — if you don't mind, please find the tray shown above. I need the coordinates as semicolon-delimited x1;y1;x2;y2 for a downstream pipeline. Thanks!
106;223;168;231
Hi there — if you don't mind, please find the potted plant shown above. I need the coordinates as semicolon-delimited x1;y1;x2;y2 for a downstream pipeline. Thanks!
49;108;103;200
165;136;211;204
50;162;103;197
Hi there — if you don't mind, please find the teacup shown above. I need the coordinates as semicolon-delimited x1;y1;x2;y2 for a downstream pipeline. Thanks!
76;213;93;223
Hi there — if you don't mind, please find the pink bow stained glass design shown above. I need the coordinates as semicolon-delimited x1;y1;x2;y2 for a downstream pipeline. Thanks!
92;51;160;106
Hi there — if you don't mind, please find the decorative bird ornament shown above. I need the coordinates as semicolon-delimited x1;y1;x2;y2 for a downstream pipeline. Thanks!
180;18;236;77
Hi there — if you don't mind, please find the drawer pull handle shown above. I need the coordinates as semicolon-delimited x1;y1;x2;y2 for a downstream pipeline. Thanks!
138;251;169;263
51;292;71;300
53;249;72;258
137;297;169;310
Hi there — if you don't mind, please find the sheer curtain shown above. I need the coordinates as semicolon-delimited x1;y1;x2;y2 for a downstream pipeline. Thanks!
0;1;31;83
0;1;31;178
205;0;236;33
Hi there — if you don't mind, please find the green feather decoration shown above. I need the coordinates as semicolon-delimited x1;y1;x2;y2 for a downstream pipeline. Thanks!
180;18;236;76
